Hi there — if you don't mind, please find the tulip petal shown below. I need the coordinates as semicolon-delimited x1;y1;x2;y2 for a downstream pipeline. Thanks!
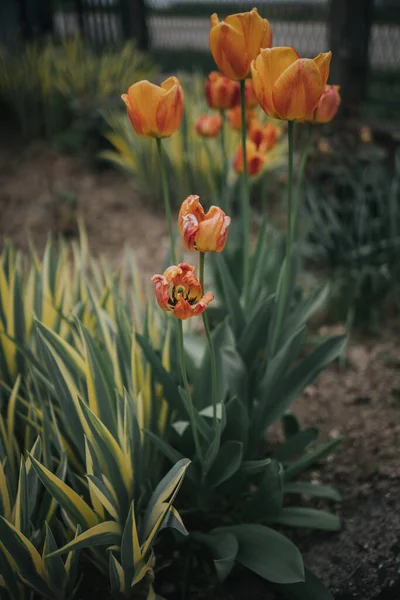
196;206;230;253
272;58;323;120
210;21;248;80
127;80;163;137
156;82;184;138
251;47;299;118
151;274;171;311
192;292;214;316
314;51;332;88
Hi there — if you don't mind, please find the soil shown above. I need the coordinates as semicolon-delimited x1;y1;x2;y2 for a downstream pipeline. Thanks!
1;141;400;599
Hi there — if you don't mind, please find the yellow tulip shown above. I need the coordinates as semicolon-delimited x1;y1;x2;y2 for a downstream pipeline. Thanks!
121;77;184;138
251;47;332;121
209;8;272;81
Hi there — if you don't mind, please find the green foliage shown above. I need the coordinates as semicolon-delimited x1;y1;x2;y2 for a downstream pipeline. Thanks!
0;38;155;143
303;147;400;327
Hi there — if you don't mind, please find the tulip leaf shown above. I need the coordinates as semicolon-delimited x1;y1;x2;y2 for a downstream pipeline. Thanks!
215;254;246;338
215;524;305;584
284;436;343;481
208;441;243;488
284;482;342;502
273;427;319;463
272;568;334;600
222;397;249;447
238;293;275;367
242;459;283;521
268;507;341;531
193;531;238;583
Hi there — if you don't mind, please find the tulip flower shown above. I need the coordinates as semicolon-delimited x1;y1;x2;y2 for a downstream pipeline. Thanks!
205;72;240;110
178;195;231;253
195;114;222;137
210;8;272;81
121;77;184;138
228;105;257;131
233;140;265;176
249;121;280;152
152;263;214;320
251;47;332;121
304;85;341;124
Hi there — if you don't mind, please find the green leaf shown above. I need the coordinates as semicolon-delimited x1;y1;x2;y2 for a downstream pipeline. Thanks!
272;567;334;600
208;441;243;488
43;524;67;590
263;335;347;428
178;388;212;444
46;521;122;557
217;524;304;584
242;459;283;521
238;293;275;367
285;436;343;481
136;332;184;415
203;422;221;475
281;284;330;344
215;254;246;338
273;428;319;463
284;482;342;502
240;458;271;475
221;345;248;404
269;507;341;531
222;397;249;447
194;531;238;582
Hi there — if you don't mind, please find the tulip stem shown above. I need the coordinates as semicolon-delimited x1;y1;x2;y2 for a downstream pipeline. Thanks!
292;124;313;239
239;79;250;304
156;137;176;263
219;109;228;207
177;319;203;465
269;120;295;357
202;140;219;204
199;252;218;431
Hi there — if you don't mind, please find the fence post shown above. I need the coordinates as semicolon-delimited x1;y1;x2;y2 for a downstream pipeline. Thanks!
120;0;149;50
328;0;373;116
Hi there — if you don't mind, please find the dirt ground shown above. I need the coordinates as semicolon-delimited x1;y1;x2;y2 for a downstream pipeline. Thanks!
1;142;400;599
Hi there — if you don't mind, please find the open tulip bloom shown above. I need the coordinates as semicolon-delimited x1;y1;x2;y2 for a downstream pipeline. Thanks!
178;195;231;253
251;47;332;121
152;263;214;320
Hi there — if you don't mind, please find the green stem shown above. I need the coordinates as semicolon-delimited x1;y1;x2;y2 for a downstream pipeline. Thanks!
240;79;250;303
202;139;219;204
177;319;203;464
199;252;217;431
292;124;313;239
219;109;228;207
156;137;176;263
269;120;295;357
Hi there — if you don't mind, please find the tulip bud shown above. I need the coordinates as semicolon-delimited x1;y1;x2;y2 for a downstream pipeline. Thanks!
307;85;341;124
251;47;332;121
121;77;184;138
233;140;265;176
205;72;240;110
195;114;222;137
210;8;272;81
178;195;231;253
249;121;279;152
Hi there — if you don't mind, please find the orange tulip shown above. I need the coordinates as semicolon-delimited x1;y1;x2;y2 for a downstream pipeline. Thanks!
205;72;240;110
152;263;214;320
228;105;257;131
249;121;279;151
178;195;231;253
251;47;332;121
210;8;272;81
304;85;341;124
245;79;259;109
195;114;222;137
121;77;184;138
233;140;265;176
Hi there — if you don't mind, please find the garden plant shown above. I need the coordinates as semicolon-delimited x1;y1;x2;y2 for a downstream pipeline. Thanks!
0;7;347;600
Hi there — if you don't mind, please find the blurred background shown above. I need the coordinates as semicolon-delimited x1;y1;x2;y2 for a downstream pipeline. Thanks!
0;0;400;328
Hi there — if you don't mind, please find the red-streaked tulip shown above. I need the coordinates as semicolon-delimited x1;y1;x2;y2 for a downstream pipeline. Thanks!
305;85;341;123
251;47;332;121
152;263;214;320
121;77;184;138
249;121;280;152
233;140;265;176
245;78;259;109
210;8;272;81
178;195;231;253
195;114;222;137
205;72;240;110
